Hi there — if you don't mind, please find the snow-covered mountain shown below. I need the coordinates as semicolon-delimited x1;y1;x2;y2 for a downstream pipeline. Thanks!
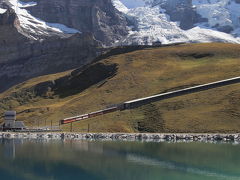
1;0;240;46
1;0;128;44
1;0;240;91
112;0;240;45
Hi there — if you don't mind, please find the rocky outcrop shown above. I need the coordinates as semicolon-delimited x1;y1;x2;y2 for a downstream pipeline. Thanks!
0;0;130;92
157;0;206;30
21;0;128;45
0;33;100;92
0;6;100;92
155;0;240;33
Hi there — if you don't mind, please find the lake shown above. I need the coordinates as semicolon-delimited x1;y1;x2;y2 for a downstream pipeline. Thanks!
0;138;239;180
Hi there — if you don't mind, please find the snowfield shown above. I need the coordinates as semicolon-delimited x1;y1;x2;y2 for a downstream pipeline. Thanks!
112;0;240;45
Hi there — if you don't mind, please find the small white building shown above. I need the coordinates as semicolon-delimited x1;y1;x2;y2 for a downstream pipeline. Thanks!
2;111;26;130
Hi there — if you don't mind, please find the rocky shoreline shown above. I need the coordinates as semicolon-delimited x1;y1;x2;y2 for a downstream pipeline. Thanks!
1;132;240;142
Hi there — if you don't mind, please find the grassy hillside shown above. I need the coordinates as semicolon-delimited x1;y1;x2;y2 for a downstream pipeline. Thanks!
0;43;240;133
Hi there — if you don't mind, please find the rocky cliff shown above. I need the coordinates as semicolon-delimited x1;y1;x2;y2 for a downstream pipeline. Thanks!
22;0;128;44
0;0;129;92
154;0;206;30
0;6;100;92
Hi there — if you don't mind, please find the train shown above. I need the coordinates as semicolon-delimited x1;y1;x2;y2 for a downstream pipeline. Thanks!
60;76;240;125
60;106;119;125
60;102;137;125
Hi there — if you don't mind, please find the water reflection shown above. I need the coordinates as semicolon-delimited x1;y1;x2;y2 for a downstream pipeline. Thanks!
127;153;240;180
1;139;16;159
0;139;240;180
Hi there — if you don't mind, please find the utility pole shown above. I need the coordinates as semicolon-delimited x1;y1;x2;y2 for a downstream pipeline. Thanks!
88;124;90;133
70;122;73;132
58;120;61;130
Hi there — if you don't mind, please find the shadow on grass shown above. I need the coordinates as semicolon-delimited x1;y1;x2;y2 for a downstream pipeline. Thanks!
52;63;118;98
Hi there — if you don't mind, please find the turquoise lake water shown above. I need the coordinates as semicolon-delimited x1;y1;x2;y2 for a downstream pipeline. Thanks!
0;138;240;180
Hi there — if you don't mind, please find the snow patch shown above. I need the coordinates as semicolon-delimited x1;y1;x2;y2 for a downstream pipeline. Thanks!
0;8;7;14
112;0;129;13
8;0;80;39
186;26;240;43
18;1;37;8
45;22;80;34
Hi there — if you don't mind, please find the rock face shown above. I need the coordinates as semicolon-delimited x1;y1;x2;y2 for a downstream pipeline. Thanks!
0;0;128;92
157;0;206;30
21;0;128;44
0;3;101;92
0;34;99;92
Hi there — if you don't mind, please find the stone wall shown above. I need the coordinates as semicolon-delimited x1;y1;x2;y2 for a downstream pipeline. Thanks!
1;132;240;143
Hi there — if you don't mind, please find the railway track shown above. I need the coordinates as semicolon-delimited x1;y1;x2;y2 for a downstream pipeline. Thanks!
60;76;240;125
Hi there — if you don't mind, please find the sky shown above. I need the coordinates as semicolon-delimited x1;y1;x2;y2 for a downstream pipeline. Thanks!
120;0;146;8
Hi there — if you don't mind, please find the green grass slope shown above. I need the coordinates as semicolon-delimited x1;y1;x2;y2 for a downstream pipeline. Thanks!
0;43;240;133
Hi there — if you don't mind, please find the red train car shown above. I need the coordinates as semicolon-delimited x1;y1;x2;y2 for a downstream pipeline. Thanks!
61;114;89;124
60;106;118;125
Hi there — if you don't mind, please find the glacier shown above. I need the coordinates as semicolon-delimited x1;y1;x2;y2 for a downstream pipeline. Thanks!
112;0;240;45
193;0;240;36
